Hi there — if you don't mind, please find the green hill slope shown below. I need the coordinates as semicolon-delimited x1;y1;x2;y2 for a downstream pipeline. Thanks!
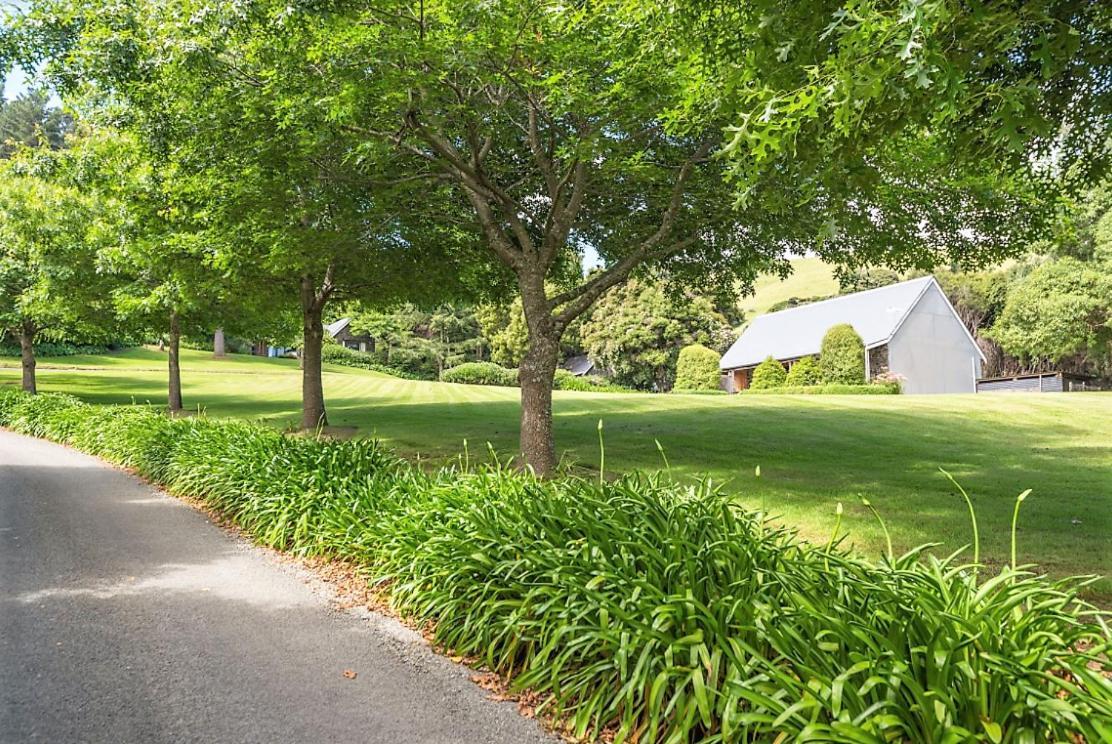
738;257;839;320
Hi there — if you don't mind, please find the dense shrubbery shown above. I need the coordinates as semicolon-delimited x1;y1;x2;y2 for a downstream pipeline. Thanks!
2;390;1109;743
320;344;430;380
765;295;834;313
552;369;629;392
749;356;787;389
441;363;629;392
673;344;721;391
744;382;901;395
440;361;519;387
745;353;896;394
819;324;866;384
580;279;733;391
0;342;115;358
783;355;821;386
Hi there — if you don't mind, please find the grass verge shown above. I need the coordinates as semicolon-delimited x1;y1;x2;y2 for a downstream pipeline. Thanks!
1;388;1109;742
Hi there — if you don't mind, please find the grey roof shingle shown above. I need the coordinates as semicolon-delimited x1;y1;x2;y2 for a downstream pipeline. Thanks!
325;317;351;338
562;355;595;376
720;276;935;370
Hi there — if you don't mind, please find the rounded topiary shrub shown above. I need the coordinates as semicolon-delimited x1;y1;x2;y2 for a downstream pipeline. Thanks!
784;355;821;386
749;356;787;390
819;324;865;384
441;362;519;387
673;344;722;392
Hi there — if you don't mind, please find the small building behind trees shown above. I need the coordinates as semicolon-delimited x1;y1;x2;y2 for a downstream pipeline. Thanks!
325;318;375;353
720;276;984;394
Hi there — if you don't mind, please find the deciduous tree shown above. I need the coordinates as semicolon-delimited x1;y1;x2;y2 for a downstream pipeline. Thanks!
0;91;69;157
316;0;1107;471
10;0;1110;471
0;141;115;392
12;0;482;428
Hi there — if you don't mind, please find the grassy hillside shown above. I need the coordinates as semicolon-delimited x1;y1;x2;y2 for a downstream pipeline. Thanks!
3;346;1110;599
738;257;840;320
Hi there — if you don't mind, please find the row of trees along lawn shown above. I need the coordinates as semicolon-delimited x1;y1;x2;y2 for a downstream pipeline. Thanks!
0;97;299;402
2;0;1110;474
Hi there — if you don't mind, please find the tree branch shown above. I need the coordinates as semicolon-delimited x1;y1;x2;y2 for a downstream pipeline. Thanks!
552;235;697;330
547;140;713;323
462;188;524;271
403;109;538;256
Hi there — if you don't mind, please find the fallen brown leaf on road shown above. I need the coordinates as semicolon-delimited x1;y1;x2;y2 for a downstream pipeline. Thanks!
342;669;357;680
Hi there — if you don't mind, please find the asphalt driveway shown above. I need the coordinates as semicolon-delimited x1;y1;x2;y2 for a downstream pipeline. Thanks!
0;429;553;744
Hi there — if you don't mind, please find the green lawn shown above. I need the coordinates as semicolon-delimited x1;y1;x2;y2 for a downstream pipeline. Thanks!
4;346;1110;599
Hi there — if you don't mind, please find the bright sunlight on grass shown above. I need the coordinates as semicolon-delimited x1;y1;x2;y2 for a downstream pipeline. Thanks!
3;345;1110;599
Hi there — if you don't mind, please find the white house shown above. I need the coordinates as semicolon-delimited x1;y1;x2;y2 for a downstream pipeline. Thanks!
720;276;984;394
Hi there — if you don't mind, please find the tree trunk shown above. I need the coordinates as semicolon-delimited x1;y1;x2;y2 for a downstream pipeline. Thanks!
518;277;561;476
19;322;36;395
168;311;183;413
213;328;226;358
518;333;559;476
300;276;328;430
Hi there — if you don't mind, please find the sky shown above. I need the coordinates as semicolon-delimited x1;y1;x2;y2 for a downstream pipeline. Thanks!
2;66;30;101
2;0;29;100
1;0;30;100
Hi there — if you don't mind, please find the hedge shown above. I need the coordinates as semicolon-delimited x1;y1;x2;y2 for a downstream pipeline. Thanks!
441;363;630;392
0;342;115;358
819;324;866;384
1;389;1108;743
440;361;519;386
744;382;901;395
320;344;429;380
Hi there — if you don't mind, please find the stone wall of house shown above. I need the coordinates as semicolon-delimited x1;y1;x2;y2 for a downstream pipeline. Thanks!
868;344;889;379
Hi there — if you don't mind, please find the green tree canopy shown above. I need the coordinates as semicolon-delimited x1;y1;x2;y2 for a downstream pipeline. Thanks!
9;0;490;428
0;91;70;157
580;280;732;391
8;0;1110;471
82;126;284;411
990;259;1112;366
476;299;530;369
0;137;117;392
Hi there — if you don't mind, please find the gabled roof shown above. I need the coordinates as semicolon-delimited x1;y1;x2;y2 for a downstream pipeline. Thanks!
562;355;595;376
325;317;351;338
721;276;953;370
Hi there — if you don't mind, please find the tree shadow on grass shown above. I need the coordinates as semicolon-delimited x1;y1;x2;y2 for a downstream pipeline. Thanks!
17;370;1110;598
319;394;1112;598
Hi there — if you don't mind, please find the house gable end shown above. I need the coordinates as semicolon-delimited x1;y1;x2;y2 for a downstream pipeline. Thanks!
889;279;984;361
